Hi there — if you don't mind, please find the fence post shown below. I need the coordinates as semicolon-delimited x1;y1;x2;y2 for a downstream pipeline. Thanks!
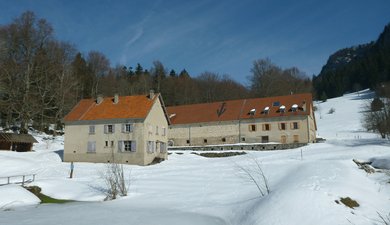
7;177;10;184
33;174;36;182
22;175;25;186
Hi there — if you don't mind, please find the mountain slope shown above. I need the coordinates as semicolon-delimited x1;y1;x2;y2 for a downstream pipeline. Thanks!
314;23;390;99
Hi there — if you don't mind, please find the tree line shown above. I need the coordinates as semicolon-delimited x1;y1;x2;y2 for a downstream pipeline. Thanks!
313;23;390;100
0;11;312;133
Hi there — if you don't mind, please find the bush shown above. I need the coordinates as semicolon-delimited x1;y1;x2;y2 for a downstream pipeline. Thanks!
193;151;246;158
339;197;359;209
328;107;336;114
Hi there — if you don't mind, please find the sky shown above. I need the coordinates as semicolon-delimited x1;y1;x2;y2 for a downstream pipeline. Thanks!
1;0;390;84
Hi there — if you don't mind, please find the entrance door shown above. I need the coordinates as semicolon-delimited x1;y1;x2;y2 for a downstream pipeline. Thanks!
281;135;287;144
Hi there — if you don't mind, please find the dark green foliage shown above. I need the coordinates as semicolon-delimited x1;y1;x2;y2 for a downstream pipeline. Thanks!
314;23;390;99
192;151;247;158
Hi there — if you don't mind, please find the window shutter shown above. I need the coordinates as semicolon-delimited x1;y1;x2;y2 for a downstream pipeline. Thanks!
87;141;91;152
131;141;136;152
118;141;123;152
121;124;125;133
104;125;108;134
112;125;115;133
290;123;293;129
130;124;133;132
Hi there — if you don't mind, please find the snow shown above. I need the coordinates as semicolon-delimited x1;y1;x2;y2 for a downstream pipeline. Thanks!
0;89;389;225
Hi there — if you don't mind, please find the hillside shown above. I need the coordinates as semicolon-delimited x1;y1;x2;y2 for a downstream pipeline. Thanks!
0;90;389;225
313;23;390;99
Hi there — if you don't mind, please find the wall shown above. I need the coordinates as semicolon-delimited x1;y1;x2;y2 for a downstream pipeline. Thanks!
168;120;239;146
240;115;310;144
143;97;169;165
64;120;147;165
168;115;315;146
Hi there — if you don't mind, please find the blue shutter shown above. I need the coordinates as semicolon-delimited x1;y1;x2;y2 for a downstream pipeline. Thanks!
131;141;136;152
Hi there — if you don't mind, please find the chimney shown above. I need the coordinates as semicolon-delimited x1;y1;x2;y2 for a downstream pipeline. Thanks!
96;95;104;104
114;94;119;104
149;89;155;99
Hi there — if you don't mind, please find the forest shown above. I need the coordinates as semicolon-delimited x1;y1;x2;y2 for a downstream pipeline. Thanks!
0;11;312;132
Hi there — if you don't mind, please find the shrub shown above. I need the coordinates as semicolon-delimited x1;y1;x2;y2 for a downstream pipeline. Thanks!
339;197;359;209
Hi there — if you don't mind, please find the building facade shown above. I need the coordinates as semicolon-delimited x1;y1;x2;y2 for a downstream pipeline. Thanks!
167;93;317;146
63;92;170;166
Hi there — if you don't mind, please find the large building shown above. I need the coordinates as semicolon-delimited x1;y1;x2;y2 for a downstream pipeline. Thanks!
63;91;170;166
167;93;316;147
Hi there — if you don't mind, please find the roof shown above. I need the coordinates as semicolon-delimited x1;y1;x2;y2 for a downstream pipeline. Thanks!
167;93;314;125
64;94;159;122
0;133;38;143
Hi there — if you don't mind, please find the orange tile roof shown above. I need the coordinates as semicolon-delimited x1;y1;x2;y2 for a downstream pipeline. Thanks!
64;94;158;122
167;93;314;125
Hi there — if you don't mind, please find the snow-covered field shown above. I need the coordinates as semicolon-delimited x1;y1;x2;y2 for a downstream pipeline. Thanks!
0;90;389;225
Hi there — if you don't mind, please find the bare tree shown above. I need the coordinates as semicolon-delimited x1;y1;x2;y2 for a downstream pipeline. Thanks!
236;156;270;197
0;11;53;132
87;51;110;98
101;162;130;200
363;97;390;139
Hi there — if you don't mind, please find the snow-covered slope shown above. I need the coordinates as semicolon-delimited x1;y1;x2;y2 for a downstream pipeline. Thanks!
0;90;389;225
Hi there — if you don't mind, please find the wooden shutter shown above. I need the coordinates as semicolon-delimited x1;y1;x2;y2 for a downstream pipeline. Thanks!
121;124;125;133
112;125;115;133
104;125;108;134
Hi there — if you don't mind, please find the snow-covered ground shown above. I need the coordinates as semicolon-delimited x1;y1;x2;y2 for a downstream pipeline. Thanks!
0;90;389;225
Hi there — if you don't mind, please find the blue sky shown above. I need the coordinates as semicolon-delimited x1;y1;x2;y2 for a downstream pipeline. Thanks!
1;0;390;84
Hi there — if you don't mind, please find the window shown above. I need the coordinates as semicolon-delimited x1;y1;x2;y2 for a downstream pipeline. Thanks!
111;141;114;147
122;124;133;133
291;122;299;130
262;124;270;131
105;141;108;147
89;125;95;134
156;126;159;135
293;135;299;143
273;101;280;107
241;137;246;142
204;139;207;143
104;124;114;134
249;124;257;132
162;127;166;136
186;140;190;144
261;136;269;143
87;141;96;153
279;123;286;130
147;141;155;153
222;137;226;142
118;140;136;152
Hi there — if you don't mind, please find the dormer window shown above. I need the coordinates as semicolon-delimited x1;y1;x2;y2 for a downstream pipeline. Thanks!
263;106;270;114
279;105;286;113
249;108;256;115
291;104;298;112
273;101;280;107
